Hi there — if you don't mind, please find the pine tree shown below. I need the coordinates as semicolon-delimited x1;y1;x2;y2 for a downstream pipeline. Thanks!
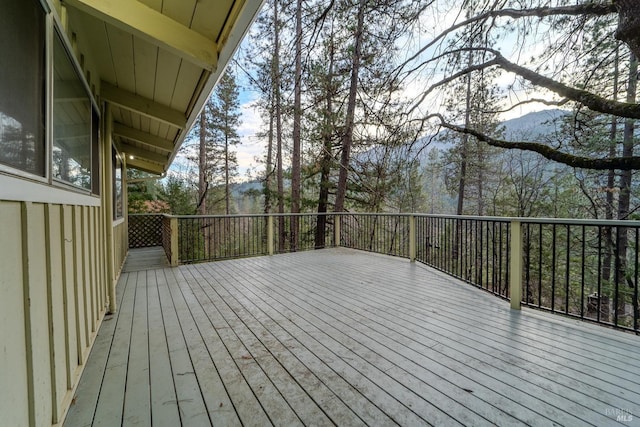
209;70;242;214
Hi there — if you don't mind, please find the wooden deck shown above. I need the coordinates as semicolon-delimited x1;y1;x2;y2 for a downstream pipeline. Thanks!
122;246;169;272
64;248;640;426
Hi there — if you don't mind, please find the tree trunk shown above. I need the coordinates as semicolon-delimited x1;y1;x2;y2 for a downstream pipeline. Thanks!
334;0;366;213
290;0;303;251
614;53;637;322
264;101;274;215
457;56;473;216
273;0;285;252
453;51;473;263
603;46;620;284
315;39;336;249
198;110;207;215
615;0;640;60
225;133;230;215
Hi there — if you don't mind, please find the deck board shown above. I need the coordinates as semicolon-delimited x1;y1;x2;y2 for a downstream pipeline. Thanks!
91;273;135;426
147;270;181;426
158;267;212;425
122;271;151;426
123;247;169;272
65;248;640;426
252;259;627;424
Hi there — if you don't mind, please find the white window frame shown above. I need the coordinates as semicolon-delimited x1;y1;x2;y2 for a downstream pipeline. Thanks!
0;1;101;206
113;146;124;220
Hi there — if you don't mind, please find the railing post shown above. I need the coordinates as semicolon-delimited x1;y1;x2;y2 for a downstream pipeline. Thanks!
510;220;522;310
409;215;416;262
170;216;179;267
334;214;341;247
267;215;274;255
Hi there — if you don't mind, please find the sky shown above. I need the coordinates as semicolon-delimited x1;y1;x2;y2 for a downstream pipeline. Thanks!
170;2;560;184
169;68;263;182
236;99;264;179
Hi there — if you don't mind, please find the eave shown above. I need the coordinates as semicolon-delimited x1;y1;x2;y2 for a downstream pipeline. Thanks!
61;0;264;175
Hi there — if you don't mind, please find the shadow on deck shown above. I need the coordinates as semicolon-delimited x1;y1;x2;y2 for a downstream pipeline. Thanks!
65;248;640;426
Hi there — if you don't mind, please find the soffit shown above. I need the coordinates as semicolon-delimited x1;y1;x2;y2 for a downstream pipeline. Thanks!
62;0;260;175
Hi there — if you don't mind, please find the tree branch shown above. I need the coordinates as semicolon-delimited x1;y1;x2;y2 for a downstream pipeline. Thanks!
428;114;640;170
395;2;616;76
485;98;569;114
489;48;640;119
434;47;640;119
614;0;640;59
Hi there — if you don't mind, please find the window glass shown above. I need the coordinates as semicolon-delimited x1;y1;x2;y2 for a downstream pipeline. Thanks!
91;108;100;194
0;0;46;175
113;148;123;219
52;31;92;190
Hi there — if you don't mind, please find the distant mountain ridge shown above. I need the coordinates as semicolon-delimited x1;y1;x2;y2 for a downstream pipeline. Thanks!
412;108;570;157
501;109;568;141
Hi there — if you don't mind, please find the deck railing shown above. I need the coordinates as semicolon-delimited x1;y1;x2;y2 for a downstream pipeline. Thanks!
147;212;639;333
340;213;411;258
519;218;640;331
415;216;511;299
176;214;269;262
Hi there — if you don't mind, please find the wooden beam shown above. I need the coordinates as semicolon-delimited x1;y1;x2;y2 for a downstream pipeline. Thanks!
63;0;218;71
101;82;187;129
120;142;168;165
125;157;165;175
217;0;245;52
112;123;174;152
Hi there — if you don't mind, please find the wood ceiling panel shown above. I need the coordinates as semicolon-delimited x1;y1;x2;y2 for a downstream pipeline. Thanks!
148;120;161;138
153;49;181;107
156;123;179;142
106;24;136;90
132;111;142;130
156;123;170;140
67;10;118;85
133;38;158;101
191;0;235;41
139;115;151;134
161;0;197;28
137;0;162;13
111;107;124;126
121;109;134;128
166;128;179;142
94;24;119;85
170;60;202;111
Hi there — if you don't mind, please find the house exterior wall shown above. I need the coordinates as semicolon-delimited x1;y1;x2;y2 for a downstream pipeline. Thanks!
0;2;129;425
114;220;128;273
0;200;120;426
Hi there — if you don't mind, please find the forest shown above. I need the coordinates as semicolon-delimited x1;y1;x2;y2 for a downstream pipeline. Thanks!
129;0;640;223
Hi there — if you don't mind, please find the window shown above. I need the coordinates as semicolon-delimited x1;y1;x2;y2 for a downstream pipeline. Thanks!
0;0;46;176
113;148;123;219
91;108;100;194
0;1;101;201
52;31;96;191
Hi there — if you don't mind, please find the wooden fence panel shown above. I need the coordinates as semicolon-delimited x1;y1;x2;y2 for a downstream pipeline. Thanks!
128;215;163;248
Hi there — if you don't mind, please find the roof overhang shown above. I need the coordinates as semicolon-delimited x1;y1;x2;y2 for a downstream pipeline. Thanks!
61;0;264;175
